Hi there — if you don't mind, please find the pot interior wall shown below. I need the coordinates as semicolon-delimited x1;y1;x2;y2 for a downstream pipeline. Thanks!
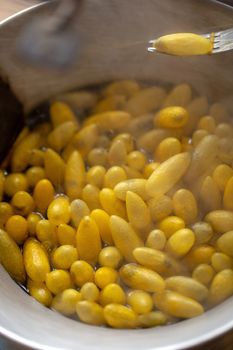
0;0;233;112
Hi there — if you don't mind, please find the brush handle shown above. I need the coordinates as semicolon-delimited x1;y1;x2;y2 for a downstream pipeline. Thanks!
46;0;83;32
217;0;233;7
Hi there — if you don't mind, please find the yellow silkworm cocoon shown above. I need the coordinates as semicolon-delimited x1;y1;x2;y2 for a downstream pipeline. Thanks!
153;33;212;56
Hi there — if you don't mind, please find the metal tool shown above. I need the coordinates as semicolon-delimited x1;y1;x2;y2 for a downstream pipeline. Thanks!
148;28;233;54
17;0;82;69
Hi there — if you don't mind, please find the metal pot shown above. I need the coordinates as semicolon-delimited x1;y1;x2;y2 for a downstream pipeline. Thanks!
0;1;232;349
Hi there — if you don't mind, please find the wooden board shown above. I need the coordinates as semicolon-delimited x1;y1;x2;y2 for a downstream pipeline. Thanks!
0;0;37;21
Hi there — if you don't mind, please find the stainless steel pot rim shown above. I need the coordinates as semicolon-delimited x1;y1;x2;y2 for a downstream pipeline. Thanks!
0;0;229;27
0;316;233;350
0;2;46;27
